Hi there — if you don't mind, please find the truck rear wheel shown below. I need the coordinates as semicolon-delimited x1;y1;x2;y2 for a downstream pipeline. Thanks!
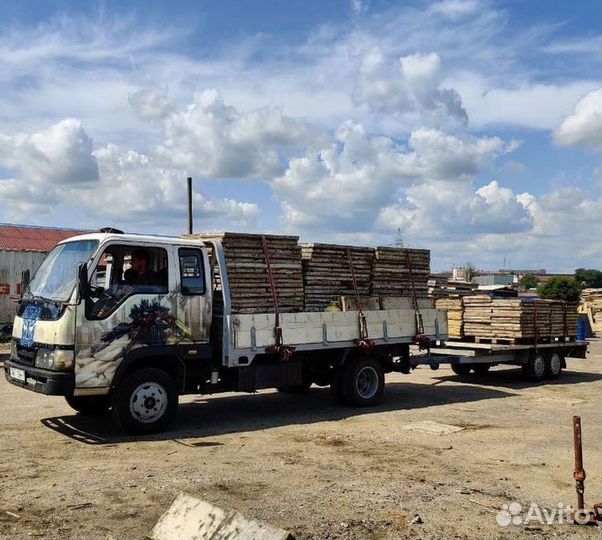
522;353;546;382
65;394;110;415
338;355;384;407
111;368;178;434
472;364;491;375
544;352;563;379
451;364;471;376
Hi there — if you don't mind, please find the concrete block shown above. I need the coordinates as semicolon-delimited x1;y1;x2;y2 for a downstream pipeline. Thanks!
151;493;293;540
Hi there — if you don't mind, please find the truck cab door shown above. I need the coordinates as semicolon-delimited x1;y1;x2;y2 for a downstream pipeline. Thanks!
175;247;212;343
74;243;175;390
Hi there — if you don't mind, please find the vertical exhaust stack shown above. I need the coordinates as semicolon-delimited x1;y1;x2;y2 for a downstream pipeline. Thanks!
187;177;193;235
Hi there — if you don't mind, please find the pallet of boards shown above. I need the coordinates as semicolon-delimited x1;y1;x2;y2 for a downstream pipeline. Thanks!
300;243;373;311
187;232;304;314
372;247;430;297
428;277;478;299
435;298;463;338
550;301;578;337
461;296;580;341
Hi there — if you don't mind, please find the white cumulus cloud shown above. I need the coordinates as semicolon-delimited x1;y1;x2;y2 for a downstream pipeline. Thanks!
129;85;175;121
156;89;324;178
272;121;516;231
352;50;468;129
86;144;259;230
554;88;602;149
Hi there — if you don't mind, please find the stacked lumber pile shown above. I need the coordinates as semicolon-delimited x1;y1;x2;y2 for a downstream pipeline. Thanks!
428;276;478;299
462;296;493;337
462;296;574;340
435;298;463;338
372;247;430;297
189;232;304;314
550;301;577;336
581;289;602;320
491;298;551;339
300;244;373;311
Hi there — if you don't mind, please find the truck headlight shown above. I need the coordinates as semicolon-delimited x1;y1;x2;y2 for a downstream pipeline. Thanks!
35;349;74;370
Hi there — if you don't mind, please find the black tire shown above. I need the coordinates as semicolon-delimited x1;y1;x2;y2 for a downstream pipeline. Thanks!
65;394;110;415
544;352;563;379
330;368;344;401
338;355;385;407
111;368;178;434
522;352;546;382
277;381;312;394
451;363;472;376
472;364;491;375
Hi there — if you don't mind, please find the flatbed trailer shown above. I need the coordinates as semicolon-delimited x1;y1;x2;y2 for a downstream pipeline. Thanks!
413;339;588;380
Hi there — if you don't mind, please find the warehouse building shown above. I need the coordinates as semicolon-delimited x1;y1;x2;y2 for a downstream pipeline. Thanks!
0;224;88;323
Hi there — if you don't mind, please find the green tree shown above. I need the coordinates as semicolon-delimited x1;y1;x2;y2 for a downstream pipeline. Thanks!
520;273;538;290
538;277;582;302
574;268;602;289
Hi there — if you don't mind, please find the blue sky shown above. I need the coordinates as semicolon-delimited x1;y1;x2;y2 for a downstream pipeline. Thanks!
0;0;600;272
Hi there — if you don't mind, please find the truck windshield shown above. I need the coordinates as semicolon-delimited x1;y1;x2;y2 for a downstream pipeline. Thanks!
27;240;98;303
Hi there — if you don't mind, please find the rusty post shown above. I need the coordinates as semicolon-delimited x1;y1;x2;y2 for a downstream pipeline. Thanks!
573;415;586;512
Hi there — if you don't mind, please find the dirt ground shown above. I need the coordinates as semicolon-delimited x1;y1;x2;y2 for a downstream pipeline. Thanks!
0;340;600;540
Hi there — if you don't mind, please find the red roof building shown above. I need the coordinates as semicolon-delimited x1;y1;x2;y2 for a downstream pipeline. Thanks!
0;224;90;253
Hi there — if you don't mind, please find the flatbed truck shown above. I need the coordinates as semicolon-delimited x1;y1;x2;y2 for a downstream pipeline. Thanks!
3;232;588;434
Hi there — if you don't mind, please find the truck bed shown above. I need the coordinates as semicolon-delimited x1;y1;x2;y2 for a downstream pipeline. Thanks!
225;307;448;366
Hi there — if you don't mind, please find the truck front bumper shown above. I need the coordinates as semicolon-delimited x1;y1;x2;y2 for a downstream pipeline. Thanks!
4;359;74;396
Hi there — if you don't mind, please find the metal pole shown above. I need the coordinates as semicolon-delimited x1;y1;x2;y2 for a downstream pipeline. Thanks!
573;415;586;511
187;177;193;234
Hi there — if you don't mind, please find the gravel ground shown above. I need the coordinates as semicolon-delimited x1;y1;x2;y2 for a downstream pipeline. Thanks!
0;339;600;539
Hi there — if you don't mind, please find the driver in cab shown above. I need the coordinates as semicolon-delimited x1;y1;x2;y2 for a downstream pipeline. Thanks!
125;250;163;287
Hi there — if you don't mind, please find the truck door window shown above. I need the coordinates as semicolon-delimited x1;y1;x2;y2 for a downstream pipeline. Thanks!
179;248;205;295
86;245;168;320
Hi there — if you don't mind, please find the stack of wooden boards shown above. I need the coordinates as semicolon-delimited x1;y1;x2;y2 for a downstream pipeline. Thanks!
372;247;430;297
434;298;463;338
300;244;374;312
188;233;432;314
437;295;578;342
188;232;304;314
428;277;478;299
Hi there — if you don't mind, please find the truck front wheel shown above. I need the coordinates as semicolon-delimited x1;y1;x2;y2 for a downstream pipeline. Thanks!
111;368;178;434
65;395;110;415
338;355;385;407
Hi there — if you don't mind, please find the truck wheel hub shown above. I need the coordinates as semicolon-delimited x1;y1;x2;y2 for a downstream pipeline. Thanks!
130;382;167;423
356;366;379;399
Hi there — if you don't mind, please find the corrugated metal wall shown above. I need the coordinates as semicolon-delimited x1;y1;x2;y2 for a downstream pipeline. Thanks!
0;250;48;323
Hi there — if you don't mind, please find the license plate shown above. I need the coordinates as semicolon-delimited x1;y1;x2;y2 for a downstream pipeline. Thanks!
9;367;26;382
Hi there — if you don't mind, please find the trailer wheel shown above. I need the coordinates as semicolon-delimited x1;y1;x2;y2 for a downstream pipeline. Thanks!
544;352;563;379
65;395;110;415
451;364;471;376
522;352;546;382
339;355;385;407
472;364;491;375
111;368;178;434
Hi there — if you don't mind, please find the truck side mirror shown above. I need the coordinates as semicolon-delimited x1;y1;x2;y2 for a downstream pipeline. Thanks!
78;263;90;299
20;269;30;297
